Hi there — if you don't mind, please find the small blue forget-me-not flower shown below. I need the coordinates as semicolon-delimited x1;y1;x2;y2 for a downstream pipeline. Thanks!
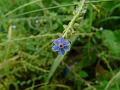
52;37;70;55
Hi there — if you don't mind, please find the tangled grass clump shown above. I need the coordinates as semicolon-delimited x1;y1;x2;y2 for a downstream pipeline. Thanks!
0;0;120;90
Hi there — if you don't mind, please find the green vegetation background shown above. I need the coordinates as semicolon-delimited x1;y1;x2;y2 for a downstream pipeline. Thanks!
0;0;120;90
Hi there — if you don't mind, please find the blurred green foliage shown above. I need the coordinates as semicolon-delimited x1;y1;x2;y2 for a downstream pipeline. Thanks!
0;0;120;90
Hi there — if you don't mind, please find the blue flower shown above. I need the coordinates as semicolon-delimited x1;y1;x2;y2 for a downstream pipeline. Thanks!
52;37;70;55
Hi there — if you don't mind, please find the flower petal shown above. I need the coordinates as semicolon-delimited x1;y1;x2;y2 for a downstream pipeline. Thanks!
58;49;65;55
53;39;61;45
59;37;65;43
64;45;70;52
52;45;59;52
53;37;65;45
63;40;70;46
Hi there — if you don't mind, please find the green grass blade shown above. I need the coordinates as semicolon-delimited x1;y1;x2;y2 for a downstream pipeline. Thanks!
105;70;120;90
46;55;64;83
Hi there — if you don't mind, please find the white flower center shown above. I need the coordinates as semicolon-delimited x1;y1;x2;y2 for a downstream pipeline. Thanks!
59;44;64;48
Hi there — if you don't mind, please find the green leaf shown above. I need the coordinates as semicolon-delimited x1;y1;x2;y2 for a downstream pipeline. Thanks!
79;70;88;78
102;30;120;57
